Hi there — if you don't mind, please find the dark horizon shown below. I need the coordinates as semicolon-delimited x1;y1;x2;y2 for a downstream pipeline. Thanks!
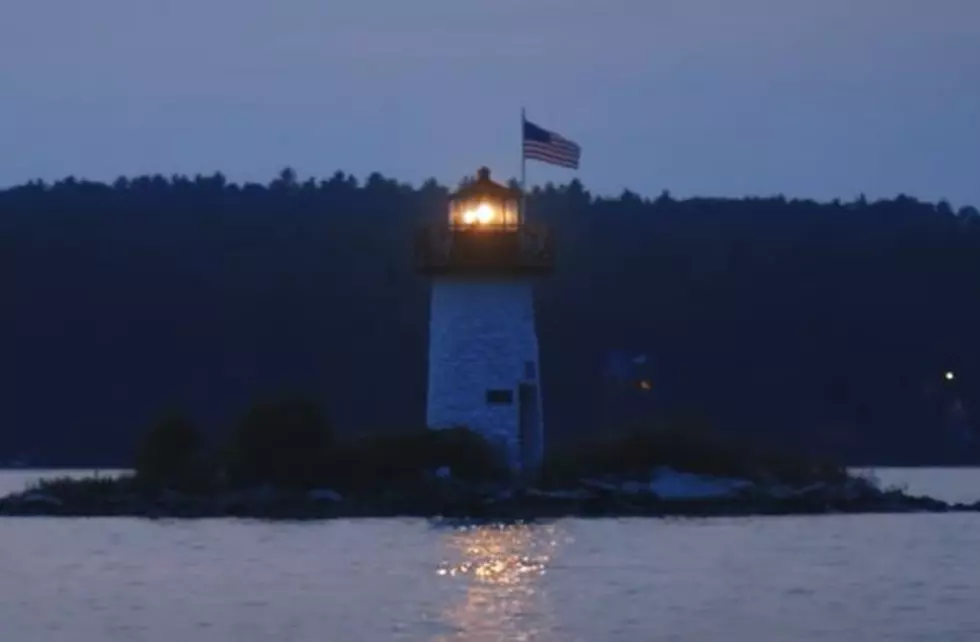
8;169;980;212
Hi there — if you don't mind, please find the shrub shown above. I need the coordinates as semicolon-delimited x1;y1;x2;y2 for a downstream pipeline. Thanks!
424;426;508;483
225;397;332;489
328;427;508;492
540;416;849;488
134;411;205;491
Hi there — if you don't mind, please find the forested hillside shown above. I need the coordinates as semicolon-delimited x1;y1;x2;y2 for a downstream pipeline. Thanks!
2;170;978;465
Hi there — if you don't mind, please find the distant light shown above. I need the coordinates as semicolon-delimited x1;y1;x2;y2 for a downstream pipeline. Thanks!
638;379;652;390
945;371;956;381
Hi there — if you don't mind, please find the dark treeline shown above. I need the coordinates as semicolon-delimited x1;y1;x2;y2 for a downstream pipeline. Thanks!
2;169;979;466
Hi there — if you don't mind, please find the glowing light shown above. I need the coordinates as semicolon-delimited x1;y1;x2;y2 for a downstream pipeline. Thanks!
461;202;496;225
639;379;652;390
945;371;956;381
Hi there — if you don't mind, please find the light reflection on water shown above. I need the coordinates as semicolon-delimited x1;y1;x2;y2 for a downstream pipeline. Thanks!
434;522;565;642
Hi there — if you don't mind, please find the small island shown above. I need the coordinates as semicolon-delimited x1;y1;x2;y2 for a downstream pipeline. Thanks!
1;399;975;519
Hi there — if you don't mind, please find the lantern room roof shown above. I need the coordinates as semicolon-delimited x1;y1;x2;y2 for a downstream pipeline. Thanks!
451;167;521;202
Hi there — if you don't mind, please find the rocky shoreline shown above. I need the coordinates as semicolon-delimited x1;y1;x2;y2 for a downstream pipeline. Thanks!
1;469;976;520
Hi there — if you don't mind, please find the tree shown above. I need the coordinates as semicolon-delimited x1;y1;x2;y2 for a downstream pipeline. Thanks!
134;411;201;489
271;167;298;190
226;398;332;489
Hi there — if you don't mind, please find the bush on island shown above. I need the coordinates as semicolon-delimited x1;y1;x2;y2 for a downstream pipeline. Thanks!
134;410;207;492
540;416;849;489
225;397;333;490
328;426;508;492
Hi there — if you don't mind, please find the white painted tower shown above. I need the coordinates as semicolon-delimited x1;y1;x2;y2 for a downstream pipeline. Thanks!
417;167;552;472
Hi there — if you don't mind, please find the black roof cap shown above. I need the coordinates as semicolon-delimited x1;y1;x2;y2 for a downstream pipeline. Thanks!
451;167;521;200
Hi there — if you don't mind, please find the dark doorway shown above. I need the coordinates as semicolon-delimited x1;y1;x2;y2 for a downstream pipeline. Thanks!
519;382;541;471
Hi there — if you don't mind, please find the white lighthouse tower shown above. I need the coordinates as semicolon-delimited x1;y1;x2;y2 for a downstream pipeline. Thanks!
417;167;552;473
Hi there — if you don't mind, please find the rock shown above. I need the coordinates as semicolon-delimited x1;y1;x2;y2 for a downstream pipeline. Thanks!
159;489;186;505
434;466;452;479
307;489;343;502
763;484;797;499
578;477;650;495
0;491;65;516
649;467;754;500
951;500;980;512
620;481;650;495
579;478;618;493
249;485;280;504
482;488;514;504
901;494;950;512
792;482;828;497
525;488;597;501
17;492;63;507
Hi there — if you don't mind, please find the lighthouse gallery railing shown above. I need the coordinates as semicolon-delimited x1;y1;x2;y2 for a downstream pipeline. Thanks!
415;223;554;275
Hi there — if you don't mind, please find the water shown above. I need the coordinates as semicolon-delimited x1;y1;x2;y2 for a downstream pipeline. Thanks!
1;469;979;641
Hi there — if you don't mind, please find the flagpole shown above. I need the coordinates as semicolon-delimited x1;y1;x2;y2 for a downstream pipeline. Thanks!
520;107;527;224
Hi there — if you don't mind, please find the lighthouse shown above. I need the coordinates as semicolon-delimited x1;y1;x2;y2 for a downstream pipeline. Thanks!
416;167;553;473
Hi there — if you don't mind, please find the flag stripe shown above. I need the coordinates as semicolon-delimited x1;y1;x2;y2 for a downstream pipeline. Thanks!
523;144;580;168
522;119;581;169
523;150;578;168
525;142;579;154
524;142;580;157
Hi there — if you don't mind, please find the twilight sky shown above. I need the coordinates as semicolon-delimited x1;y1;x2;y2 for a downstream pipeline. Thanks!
2;0;978;204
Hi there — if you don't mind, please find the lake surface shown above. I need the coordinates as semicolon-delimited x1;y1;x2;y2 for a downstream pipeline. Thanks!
1;468;979;642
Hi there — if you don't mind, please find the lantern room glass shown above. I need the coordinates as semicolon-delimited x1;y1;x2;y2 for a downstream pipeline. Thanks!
449;194;520;229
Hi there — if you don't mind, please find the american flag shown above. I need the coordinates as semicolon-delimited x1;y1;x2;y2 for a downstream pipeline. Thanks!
523;119;581;169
